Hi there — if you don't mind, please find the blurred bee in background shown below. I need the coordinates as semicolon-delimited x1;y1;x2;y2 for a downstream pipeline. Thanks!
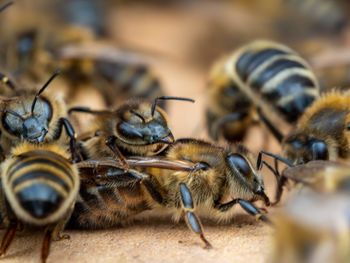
282;91;350;165
70;137;271;248
206;55;256;142
69;96;194;166
258;150;350;204
271;192;350;263
0;70;80;161
284;0;349;34
224;40;320;139
0;142;80;263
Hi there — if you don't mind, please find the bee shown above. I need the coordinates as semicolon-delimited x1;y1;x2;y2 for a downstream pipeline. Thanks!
206;55;256;142
57;41;166;108
282;91;350;165
224;40;320;141
271;191;350;263
258;150;350;204
284;0;348;34
0;142;80;263
69;96;194;165
70;138;271;248
0;70;80;161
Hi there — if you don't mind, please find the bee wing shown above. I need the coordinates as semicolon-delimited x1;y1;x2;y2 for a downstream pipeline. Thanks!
57;42;157;66
77;159;147;186
283;160;348;185
126;156;199;171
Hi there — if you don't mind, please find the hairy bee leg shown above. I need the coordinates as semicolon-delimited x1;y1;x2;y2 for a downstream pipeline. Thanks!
211;112;248;140
215;199;271;224
51;205;74;241
0;220;18;257
272;176;288;206
237;199;272;224
41;228;53;263
179;183;212;249
58;118;81;162
106;135;129;170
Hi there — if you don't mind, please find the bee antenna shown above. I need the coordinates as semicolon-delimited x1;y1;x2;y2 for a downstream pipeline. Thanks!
151;96;195;117
0;1;13;12
130;109;146;123
31;69;61;114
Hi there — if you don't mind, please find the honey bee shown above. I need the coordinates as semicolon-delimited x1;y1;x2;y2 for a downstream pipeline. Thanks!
258;149;350;204
0;70;80;161
69;96;194;165
206;55;255;142
284;0;348;34
271;191;350;263
0;142;80;263
57;41;166;107
282;91;350;165
70;138;271;248
224;40;320;142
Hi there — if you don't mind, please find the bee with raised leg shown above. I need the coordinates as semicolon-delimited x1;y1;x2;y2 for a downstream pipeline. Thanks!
0;142;80;263
69;96;194;165
0;70;80;161
71;138;271;249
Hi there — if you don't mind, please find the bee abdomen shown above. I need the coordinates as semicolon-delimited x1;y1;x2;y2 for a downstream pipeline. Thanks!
235;43;319;122
6;152;76;220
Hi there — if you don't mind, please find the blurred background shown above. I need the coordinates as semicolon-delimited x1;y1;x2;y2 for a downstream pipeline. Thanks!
0;1;350;262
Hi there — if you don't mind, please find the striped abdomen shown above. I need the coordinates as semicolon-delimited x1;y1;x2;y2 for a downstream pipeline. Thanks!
232;41;319;123
2;150;79;225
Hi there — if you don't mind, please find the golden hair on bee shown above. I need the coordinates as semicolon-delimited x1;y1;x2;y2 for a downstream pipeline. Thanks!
0;71;80;161
70;138;271;250
0;141;79;262
283;90;350;165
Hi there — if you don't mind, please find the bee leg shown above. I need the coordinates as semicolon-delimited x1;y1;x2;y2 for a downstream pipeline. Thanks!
215;199;271;224
51;204;74;242
179;183;212;249
58;117;81;162
41;228;53;263
0;220;18;257
272;176;288;206
237;199;272;224
105;135;129;170
210;112;248;140
257;107;284;143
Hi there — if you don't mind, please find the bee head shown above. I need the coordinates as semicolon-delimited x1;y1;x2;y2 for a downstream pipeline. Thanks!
1;71;58;143
284;133;329;165
115;97;194;151
226;152;270;206
115;101;174;148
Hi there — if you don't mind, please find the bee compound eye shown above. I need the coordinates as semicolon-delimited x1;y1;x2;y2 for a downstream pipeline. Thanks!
309;139;329;161
227;154;251;177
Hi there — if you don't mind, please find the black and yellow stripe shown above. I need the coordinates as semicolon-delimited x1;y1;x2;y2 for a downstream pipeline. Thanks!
6;150;77;220
230;41;319;123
